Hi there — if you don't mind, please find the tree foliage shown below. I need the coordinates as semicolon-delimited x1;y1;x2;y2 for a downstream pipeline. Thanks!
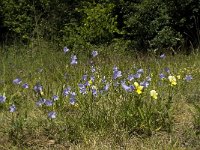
0;0;199;52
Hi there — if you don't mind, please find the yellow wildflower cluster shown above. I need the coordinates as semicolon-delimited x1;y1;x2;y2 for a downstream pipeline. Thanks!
168;75;177;86
150;90;158;99
134;82;143;94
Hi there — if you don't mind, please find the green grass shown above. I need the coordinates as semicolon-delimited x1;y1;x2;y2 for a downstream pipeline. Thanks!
0;42;200;149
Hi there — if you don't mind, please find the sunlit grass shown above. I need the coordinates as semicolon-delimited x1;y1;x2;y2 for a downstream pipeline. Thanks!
0;43;200;149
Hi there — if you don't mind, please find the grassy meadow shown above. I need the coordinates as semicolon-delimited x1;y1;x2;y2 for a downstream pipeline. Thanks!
0;42;200;150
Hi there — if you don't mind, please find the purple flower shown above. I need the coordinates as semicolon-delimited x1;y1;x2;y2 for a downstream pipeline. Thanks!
22;83;29;89
128;74;134;81
36;98;46;106
13;78;22;85
48;111;56;119
64;46;69;53
91;66;96;73
52;95;59;101
137;69;144;74
78;84;87;94
70;92;76;105
159;73;165;79
92;51;98;57
113;66;118;72
160;53;166;59
82;75;87;81
34;84;43;93
140;81;149;88
63;86;71;96
71;55;78;65
91;86;97;97
164;67;170;73
113;70;122;79
104;83;110;91
90;76;95;82
134;73;141;79
121;82;131;92
44;100;53;106
130;85;135;91
0;95;6;103
9;104;16;112
185;75;192;82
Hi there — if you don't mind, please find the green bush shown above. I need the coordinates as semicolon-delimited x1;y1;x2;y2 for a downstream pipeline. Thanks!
62;1;119;50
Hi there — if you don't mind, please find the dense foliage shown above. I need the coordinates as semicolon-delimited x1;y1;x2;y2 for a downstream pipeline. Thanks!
0;0;199;51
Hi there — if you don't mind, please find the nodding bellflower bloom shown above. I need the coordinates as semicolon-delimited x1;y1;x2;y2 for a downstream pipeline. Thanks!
137;69;144;74
36;98;46;106
78;84;87;94
13;78;22;85
0;95;6;103
121;82;132;92
44;100;53;106
71;55;78;65
9;104;16;112
22;83;29;89
185;75;193;82
104;83;110;91
159;73;165;79
34;84;43;95
128;74;134;81
164;67;170;73
92;51;98;57
113;66;118;72
140;81;149;88
82;75;88;81
63;86;71;96
91;66;96;73
91;86;98;97
91;75;95;81
70;92;76;105
48;111;56;119
113;70;122;79
64;46;69;53
52;95;59;101
134;73;141;79
160;53;166;59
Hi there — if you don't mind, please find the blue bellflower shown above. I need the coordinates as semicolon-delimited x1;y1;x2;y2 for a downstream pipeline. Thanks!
48;111;56;119
113;70;122;79
92;51;98;57
13;78;22;85
70;92;76;105
64;46;69;53
63;86;71;96
22;83;29;89
9;104;16;112
52;95;59;101
121;82;132;92
71;55;78;65
185;75;193;81
0;95;6;103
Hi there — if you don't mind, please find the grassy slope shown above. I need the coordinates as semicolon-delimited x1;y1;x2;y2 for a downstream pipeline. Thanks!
0;43;200;150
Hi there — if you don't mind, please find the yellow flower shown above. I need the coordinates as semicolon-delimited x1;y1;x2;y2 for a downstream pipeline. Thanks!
150;90;158;99
134;82;143;94
168;75;177;86
88;80;93;85
177;75;181;79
